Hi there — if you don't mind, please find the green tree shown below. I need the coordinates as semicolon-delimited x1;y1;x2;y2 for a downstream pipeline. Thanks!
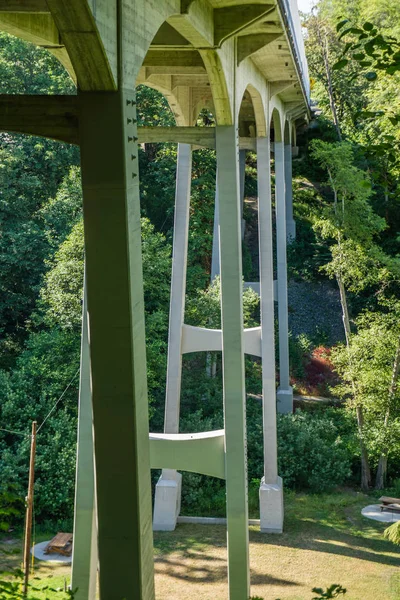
0;32;79;367
310;139;389;489
332;307;400;488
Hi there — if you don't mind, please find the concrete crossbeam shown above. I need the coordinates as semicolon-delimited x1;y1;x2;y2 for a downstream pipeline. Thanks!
138;126;215;148
0;94;79;144
181;324;262;357
150;430;226;479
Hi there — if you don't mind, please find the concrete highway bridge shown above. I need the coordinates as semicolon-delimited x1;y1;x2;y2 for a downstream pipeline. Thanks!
0;1;310;599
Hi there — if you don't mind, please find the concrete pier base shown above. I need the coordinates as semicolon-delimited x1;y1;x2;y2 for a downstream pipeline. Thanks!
277;386;294;414
259;476;284;533
153;471;182;531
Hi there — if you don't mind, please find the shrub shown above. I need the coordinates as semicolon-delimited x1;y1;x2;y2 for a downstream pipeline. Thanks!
247;399;353;492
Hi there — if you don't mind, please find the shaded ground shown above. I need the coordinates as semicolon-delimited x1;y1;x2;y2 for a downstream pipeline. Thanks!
154;492;400;600
2;491;399;600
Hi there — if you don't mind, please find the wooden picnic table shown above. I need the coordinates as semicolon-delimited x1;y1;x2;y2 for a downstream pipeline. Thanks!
44;532;73;556
379;496;400;513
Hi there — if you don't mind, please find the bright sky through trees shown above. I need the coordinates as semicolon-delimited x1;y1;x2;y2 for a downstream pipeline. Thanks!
297;0;313;13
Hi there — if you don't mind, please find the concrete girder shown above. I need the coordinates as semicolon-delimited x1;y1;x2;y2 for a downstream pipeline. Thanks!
0;94;79;144
152;21;191;46
270;79;295;99
138;126;217;147
199;49;232;124
43;0;116;91
237;32;282;64
214;4;275;46
0;95;264;150
143;49;205;68
0;12;59;46
171;74;210;87
169;0;214;48
0;0;49;13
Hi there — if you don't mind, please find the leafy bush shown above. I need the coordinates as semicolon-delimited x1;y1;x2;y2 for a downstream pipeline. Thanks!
247;399;354;492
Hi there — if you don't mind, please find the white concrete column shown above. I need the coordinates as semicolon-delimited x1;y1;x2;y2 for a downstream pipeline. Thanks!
79;90;154;599
275;140;293;414
285;142;296;242
153;143;192;531
217;125;250;600
211;174;220;281
239;149;246;241
211;149;246;280
71;281;98;600
257;137;283;533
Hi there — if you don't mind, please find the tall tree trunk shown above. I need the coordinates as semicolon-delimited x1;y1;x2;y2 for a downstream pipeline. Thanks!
375;334;400;489
337;276;351;346
336;270;371;490
323;35;343;142
313;12;342;141
355;404;372;491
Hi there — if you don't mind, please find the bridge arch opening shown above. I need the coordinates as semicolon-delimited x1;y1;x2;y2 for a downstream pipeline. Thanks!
270;107;283;143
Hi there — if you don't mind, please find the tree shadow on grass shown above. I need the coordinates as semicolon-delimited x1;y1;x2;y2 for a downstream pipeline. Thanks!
154;518;400;571
155;550;299;587
248;521;400;568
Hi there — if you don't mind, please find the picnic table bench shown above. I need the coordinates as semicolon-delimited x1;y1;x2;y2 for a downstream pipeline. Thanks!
44;532;73;556
379;496;400;513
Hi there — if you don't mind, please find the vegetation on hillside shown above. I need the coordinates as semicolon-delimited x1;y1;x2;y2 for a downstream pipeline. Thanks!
0;0;400;535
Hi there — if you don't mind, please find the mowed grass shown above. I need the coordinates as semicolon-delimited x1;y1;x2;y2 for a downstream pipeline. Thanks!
154;491;400;600
1;491;400;600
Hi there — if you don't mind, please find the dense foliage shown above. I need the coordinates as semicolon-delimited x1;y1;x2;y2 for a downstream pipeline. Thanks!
1;0;400;529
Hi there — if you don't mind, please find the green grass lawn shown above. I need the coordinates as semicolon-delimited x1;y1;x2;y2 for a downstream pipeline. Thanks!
1;490;399;599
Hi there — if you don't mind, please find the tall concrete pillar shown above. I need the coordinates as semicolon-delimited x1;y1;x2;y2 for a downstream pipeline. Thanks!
285;142;296;242
211;173;220;281
211;149;246;280
153;143;192;531
216;126;250;600
257;137;283;533
79;89;154;600
71;281;97;600
275;140;293;414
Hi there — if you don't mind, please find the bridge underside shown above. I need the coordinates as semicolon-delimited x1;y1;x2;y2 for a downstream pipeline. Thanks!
0;1;309;599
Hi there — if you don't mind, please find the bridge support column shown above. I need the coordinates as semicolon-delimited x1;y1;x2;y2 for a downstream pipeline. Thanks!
153;143;192;531
71;282;97;600
79;89;154;600
211;178;220;281
211;148;246;280
257;137;283;533
275;140;293;414
217;126;250;600
285;141;296;242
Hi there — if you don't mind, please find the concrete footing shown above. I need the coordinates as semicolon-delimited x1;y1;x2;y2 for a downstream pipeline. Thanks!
277;386;293;414
153;471;182;531
259;476;284;533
